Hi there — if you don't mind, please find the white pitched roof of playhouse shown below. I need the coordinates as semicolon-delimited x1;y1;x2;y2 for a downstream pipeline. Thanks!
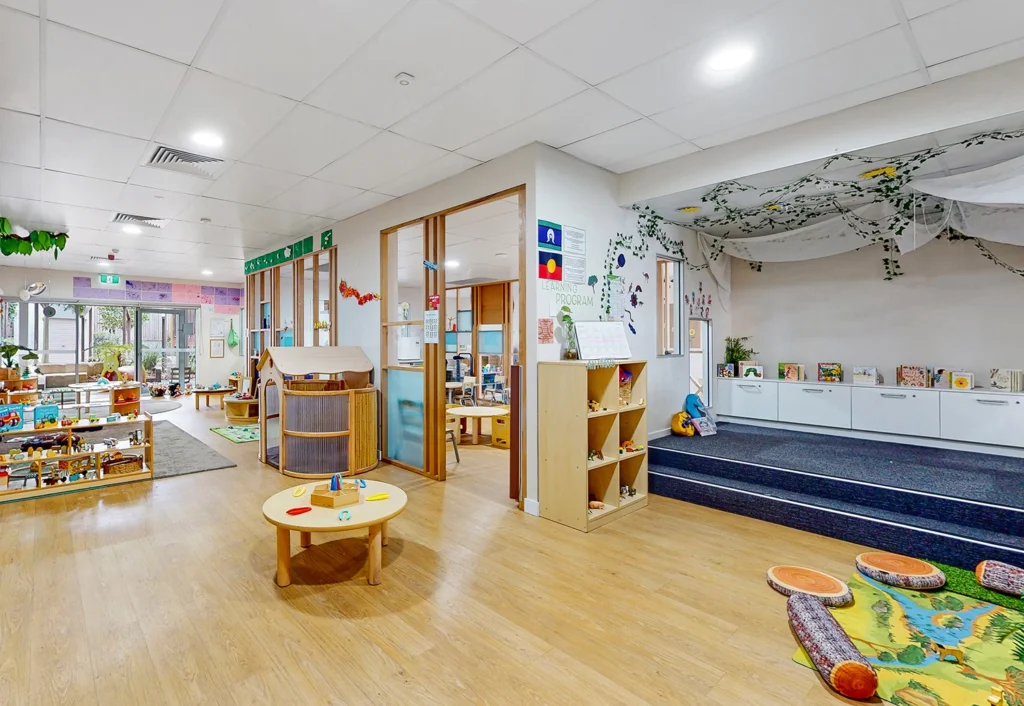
258;346;373;376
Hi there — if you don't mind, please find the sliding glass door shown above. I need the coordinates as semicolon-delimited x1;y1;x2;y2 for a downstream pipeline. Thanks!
137;308;195;387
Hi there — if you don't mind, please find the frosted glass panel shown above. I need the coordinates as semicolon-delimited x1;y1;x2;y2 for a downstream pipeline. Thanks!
479;330;503;354
386;368;423;469
457;310;472;332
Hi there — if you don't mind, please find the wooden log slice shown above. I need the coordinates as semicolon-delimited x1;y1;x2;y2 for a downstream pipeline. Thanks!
855;552;945;590
767;565;853;607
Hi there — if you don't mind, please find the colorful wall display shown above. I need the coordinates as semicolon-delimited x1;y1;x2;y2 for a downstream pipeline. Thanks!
71;278;243;314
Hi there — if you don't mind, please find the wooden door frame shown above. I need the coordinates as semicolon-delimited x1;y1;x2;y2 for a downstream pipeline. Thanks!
379;185;527;498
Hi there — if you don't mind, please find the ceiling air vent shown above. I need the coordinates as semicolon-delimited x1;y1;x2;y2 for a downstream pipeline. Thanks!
144;144;228;180
111;213;169;229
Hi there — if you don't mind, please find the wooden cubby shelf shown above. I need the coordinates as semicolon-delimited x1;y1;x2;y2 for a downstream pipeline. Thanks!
538;359;648;532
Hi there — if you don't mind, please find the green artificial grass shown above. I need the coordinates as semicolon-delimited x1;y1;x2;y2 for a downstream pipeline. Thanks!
930;560;1024;614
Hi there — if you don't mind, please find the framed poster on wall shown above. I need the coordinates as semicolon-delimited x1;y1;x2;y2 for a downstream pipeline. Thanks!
210;339;225;358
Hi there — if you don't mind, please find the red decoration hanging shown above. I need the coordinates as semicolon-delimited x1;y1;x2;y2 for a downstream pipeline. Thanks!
338;280;381;306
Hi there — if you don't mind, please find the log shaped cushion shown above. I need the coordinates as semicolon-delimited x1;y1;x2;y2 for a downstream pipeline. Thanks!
787;593;878;700
855;552;945;590
977;560;1024;597
767;566;853;607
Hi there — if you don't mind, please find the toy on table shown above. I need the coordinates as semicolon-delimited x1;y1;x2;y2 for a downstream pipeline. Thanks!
587;399;601;413
588;500;604;510
60;416;73;427
286;507;311;516
292;486;306;498
125;412;137;421
210;382;221;390
619;485;637;498
366;492;389;501
619;439;643;454
88;414;99;423
103;437;118;447
338;509;351;521
41;394;55;405
587;449;604;462
310;475;359;508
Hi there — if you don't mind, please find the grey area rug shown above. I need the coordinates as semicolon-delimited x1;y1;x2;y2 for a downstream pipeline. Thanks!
80;420;236;479
82;399;183;417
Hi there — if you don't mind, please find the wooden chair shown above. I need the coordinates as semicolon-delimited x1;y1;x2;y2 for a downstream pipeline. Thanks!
445;403;461;463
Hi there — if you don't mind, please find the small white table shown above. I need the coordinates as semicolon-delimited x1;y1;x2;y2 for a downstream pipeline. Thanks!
445;381;461;403
445;406;509;444
69;381;127;413
262;480;408;587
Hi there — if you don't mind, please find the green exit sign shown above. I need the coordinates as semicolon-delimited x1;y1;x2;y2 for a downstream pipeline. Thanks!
98;274;120;285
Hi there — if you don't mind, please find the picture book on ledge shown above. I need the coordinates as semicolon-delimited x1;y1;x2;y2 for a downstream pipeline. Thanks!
852;367;882;386
717;363;735;378
741;365;764;379
991;368;1024;392
897;365;932;388
817;363;842;383
951;371;975;390
778;363;805;381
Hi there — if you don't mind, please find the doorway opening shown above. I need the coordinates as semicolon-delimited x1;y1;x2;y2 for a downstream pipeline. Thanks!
688;318;713;406
380;186;526;503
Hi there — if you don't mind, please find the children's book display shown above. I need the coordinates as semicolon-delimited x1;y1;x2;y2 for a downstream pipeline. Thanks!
896;365;931;387
717;364;735;378
990;368;1024;392
852;367;882;386
0;412;154;502
741;364;764;379
778;363;806;381
951;371;975;390
817;363;842;383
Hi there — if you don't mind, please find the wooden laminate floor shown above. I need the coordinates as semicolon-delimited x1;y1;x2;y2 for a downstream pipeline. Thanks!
0;403;866;705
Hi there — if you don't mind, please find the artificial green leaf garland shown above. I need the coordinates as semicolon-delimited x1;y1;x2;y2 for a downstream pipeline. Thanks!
0;217;70;259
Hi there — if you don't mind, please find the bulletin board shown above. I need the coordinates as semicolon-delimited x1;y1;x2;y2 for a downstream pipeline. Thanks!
574;321;632;360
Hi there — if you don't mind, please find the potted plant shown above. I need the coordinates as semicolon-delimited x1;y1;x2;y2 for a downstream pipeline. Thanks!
724;336;758;367
0;343;32;380
559;306;578;360
94;342;132;381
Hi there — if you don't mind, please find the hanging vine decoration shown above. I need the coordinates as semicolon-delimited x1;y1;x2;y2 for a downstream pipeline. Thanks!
946;231;1024;277
0;217;70;259
338;280;380;306
670;129;1024;280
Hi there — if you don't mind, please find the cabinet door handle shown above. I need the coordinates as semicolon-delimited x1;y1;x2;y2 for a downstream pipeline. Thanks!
802;388;824;394
738;384;759;391
881;393;907;399
976;399;1009;406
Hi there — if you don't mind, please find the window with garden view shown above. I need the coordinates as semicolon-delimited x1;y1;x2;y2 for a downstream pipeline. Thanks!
657;257;681;356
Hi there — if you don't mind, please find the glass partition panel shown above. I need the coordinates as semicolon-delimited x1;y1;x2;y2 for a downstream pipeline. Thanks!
278;265;294;346
386;367;424;470
317;256;331;345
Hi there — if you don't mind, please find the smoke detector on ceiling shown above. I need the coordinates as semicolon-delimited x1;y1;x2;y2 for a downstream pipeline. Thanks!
394;72;415;87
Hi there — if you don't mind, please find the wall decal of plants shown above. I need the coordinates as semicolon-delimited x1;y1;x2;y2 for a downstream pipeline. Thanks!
0;217;70;259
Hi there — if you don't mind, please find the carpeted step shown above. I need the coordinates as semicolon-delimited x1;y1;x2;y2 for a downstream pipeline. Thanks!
648;445;1024;538
650;463;1024;571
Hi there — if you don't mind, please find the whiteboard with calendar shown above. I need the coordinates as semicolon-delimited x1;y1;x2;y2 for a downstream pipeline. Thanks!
574;321;632;360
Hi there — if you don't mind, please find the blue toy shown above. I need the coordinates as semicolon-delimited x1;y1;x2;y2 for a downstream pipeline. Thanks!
685;393;707;420
329;473;342;492
338;509;351;521
422;260;438;271
356;478;367;488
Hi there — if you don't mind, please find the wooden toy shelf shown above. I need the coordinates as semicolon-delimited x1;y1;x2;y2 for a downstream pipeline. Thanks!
110;382;142;417
0;375;40;405
0;413;154;504
538;360;648;532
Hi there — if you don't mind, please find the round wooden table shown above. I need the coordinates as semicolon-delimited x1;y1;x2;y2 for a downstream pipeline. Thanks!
445;406;509;444
193;387;235;410
262;479;407;587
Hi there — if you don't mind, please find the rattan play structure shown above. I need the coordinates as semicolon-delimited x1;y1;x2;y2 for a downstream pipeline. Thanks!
257;346;378;479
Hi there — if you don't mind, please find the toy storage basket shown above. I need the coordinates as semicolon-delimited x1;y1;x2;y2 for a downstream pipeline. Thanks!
101;454;143;476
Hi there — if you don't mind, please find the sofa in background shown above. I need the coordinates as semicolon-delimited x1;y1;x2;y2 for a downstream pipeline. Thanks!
36;362;103;388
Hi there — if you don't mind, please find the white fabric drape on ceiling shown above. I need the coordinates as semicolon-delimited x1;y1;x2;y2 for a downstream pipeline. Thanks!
909;154;1024;205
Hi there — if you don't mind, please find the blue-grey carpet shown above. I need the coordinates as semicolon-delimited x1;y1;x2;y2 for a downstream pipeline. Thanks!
651;424;1024;509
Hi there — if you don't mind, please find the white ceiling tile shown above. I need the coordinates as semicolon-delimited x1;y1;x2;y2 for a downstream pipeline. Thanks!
605;142;702;174
46;24;186;140
458;89;641;161
600;0;899;117
0;196;42;224
203;163;303;206
313;131;447;189
0;0;38;14
37;201;113;230
928;36;1024;82
115;185;196;220
913;0;1024;66
196;0;408;100
283;215;335;238
0;109;40;167
242;104;379;176
391;48;588;150
306;0;515;128
527;0;776;84
690;73;927;149
318;190;394;221
901;0;960;18
42;171;124;209
176;196;255;229
238;207;309;235
154;70;296;160
47;0;223;64
0;163;40;199
448;0;594;43
652;27;920;141
373;152;480;197
162;219;270;247
0;8;39;114
560;119;682;168
128;166;215;196
266;178;363;215
43;120;149;182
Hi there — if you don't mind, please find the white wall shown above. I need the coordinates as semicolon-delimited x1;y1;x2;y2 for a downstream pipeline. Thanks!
730;239;1024;384
0;265;243;386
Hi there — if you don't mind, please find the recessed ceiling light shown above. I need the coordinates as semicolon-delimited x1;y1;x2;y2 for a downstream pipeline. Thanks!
445;260;459;268
122;225;142;235
706;44;755;72
394;72;415;87
201;269;213;276
191;131;224;148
